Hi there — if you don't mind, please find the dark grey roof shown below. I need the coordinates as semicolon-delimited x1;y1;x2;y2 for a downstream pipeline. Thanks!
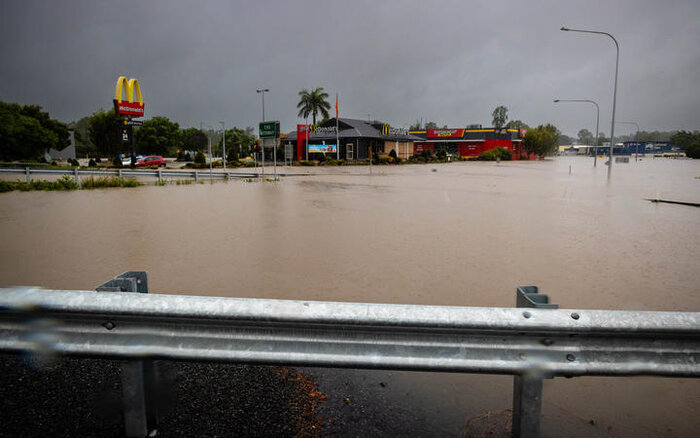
284;118;422;142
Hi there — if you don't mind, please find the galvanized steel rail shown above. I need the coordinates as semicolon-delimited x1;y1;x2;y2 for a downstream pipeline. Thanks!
1;287;698;377
0;167;306;182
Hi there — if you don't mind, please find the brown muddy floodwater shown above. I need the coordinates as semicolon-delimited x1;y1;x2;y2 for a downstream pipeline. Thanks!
1;156;699;437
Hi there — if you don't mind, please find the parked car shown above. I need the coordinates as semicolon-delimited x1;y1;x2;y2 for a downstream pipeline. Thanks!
119;154;145;166
135;156;167;167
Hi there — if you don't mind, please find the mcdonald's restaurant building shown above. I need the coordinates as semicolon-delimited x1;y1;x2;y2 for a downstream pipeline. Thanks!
409;127;530;159
284;118;421;161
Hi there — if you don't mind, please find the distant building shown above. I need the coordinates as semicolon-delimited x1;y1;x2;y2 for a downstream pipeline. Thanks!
283;118;420;161
46;131;76;160
409;127;532;160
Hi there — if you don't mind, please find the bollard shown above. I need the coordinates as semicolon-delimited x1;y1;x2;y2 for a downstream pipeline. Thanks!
25;167;30;184
96;272;158;438
512;286;558;438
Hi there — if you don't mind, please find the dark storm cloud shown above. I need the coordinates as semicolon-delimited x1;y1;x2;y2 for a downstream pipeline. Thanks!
1;0;698;137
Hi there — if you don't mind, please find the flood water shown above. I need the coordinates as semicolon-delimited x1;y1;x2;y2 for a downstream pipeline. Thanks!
1;156;699;436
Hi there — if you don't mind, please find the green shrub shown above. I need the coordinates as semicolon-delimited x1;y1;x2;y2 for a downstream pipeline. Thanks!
298;160;316;166
389;149;398;160
113;157;123;167
686;142;700;159
81;176;141;189
478;147;512;161
88;159;96;167
194;151;206;164
0;180;14;192
320;158;345;166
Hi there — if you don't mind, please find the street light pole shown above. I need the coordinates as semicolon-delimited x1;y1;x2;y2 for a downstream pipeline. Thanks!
554;99;600;167
617;121;640;161
256;88;269;122
561;26;619;179
206;126;213;181
256;88;269;175
219;121;226;171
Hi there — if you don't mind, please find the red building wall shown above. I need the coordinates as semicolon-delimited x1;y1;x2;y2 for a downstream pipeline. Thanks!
414;140;535;160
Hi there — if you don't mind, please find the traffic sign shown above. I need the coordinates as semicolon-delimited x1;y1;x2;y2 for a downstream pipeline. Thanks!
259;121;280;139
127;120;143;126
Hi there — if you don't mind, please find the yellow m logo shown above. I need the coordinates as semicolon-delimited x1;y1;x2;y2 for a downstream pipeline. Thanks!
114;76;143;105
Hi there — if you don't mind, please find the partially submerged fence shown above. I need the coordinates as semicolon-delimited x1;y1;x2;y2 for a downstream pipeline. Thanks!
0;167;302;184
1;272;698;437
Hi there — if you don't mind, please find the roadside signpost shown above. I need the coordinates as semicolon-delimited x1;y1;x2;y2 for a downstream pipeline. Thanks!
259;121;280;178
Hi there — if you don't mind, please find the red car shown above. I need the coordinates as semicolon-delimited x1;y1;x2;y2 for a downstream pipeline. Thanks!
135;156;167;167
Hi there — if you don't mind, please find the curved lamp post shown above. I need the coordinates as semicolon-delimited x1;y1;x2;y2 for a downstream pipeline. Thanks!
554;99;600;167
561;26;619;179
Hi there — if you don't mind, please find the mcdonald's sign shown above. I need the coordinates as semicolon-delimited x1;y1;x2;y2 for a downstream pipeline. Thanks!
381;124;408;136
113;76;145;117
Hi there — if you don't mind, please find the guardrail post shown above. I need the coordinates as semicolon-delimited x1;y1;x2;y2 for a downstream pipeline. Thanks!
96;271;157;438
512;286;558;438
25;166;30;183
118;168;123;179
194;170;198;182
73;168;81;188
157;169;162;183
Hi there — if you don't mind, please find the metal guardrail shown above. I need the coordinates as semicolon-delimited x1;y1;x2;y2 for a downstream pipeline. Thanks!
0;167;306;183
1;274;699;437
2;288;698;376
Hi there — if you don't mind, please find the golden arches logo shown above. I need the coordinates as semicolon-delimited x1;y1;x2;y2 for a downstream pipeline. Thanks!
114;76;143;104
382;124;390;135
113;76;145;117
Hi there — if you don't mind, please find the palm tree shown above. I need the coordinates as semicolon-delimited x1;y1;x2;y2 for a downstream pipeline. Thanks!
297;88;331;126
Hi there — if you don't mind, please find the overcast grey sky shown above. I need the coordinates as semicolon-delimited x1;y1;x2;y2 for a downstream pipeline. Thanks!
1;0;699;137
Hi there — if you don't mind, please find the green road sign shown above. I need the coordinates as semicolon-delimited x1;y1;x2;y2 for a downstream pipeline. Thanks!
259;121;279;139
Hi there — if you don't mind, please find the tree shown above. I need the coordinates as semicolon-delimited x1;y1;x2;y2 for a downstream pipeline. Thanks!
409;120;422;130
558;134;573;146
577;129;594;145
89;109;125;159
297;88;331;125
19;104;70;151
0;101;69;161
69;115;97;157
425;121;439;130
522;124;559;157
181;128;208;152
218;126;256;160
505;120;529;130
597;132;610;145
492;105;508;129
135;117;181;156
671;130;700;159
